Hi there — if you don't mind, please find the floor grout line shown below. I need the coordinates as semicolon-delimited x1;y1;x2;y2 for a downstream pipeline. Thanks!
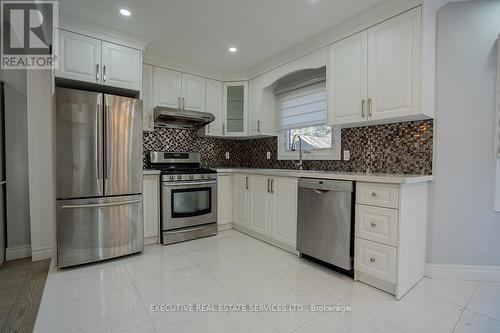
451;280;479;333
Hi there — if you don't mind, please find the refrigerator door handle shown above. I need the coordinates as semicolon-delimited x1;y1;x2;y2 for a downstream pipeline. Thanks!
104;95;110;181
61;199;141;209
0;181;5;185
97;96;103;180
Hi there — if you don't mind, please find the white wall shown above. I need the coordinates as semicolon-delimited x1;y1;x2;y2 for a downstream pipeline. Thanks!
429;0;500;266
26;70;55;261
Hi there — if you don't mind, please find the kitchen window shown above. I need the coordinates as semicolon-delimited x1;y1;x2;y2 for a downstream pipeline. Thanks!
275;75;341;160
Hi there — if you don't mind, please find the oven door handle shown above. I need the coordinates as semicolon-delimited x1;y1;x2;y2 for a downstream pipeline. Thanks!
163;181;217;186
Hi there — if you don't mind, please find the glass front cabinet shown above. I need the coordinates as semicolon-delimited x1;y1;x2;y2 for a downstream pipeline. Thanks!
223;81;248;136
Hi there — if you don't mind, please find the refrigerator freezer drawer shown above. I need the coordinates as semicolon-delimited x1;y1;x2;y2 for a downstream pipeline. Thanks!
56;195;143;268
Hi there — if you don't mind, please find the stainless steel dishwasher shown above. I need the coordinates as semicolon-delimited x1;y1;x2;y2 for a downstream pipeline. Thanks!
297;178;354;270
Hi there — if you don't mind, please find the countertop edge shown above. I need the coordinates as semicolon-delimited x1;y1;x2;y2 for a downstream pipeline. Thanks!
215;169;433;184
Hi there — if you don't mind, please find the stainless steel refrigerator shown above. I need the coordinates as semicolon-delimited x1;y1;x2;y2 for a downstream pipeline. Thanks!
56;87;143;268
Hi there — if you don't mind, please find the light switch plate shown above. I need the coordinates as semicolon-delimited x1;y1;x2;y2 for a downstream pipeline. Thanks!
225;152;230;159
266;151;271;160
343;150;350;161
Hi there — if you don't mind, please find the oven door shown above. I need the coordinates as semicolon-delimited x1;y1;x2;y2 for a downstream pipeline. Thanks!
162;180;217;230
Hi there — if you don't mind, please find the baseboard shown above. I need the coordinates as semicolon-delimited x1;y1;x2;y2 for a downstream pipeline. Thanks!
6;245;31;261
144;236;159;245
31;246;54;261
425;263;500;282
218;223;233;231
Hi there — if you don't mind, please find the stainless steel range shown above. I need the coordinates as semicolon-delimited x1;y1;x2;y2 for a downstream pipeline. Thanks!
149;152;217;245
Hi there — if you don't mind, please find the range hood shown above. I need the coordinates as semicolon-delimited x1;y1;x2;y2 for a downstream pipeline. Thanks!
154;106;215;130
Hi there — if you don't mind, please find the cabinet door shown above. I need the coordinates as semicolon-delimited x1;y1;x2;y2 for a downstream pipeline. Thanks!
217;174;233;225
367;8;421;121
223;82;248;136
181;73;206;112
327;31;368;126
101;41;141;91
270;177;298;248
56;30;101;84
233;174;250;228
155;67;182;109
143;175;159;243
248;78;261;135
249;176;271;235
205;79;223;136
142;64;154;131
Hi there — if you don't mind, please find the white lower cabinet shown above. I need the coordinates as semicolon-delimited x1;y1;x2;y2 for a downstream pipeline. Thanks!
143;174;160;245
354;181;429;300
232;173;298;253
217;173;233;229
270;177;298;248
233;174;250;228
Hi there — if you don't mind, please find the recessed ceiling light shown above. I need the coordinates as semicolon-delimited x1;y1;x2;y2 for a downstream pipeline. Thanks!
228;47;238;53
120;8;131;16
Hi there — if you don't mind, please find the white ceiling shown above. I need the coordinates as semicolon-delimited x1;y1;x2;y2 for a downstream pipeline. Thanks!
59;0;384;73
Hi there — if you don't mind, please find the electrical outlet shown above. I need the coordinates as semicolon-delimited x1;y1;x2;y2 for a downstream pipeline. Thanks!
343;150;350;161
266;151;271;160
225;152;230;160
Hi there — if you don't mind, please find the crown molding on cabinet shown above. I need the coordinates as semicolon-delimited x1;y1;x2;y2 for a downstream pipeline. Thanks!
58;12;148;51
247;0;430;79
143;52;247;82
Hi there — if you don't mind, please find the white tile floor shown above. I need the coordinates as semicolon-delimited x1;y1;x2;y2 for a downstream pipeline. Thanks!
34;230;500;333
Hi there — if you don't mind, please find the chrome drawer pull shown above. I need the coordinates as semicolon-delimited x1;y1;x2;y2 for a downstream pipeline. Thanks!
371;192;377;197
370;222;377;227
370;257;376;263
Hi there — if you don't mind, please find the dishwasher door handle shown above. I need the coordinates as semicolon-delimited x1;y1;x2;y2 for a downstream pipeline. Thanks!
313;189;330;194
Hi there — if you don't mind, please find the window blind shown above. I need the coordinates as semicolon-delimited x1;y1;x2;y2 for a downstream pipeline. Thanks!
275;81;326;131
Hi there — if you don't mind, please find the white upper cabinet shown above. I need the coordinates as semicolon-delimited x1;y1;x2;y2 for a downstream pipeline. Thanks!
55;29;142;91
248;78;261;135
223;81;248;136
328;31;368;125
367;8;421;121
181;73;206;112
101;41;141;91
142;64;154;131
327;7;424;127
56;30;102;84
154;67;182;109
205;79;223;136
153;67;206;112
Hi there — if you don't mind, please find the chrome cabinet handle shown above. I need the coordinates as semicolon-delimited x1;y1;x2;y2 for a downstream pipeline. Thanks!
271;179;274;193
368;98;372;117
361;99;366;118
182;97;185;109
96;64;100;82
267;179;270;193
370;257;376;263
371;192;377;197
103;65;107;83
257;120;261;133
245;177;249;190
61;199;141;209
370;222;377;227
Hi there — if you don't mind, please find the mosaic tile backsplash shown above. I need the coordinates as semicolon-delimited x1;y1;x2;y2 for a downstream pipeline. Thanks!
143;120;433;175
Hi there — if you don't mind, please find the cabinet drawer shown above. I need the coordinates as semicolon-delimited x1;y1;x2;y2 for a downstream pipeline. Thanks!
356;182;399;208
355;204;398;246
355;238;397;283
